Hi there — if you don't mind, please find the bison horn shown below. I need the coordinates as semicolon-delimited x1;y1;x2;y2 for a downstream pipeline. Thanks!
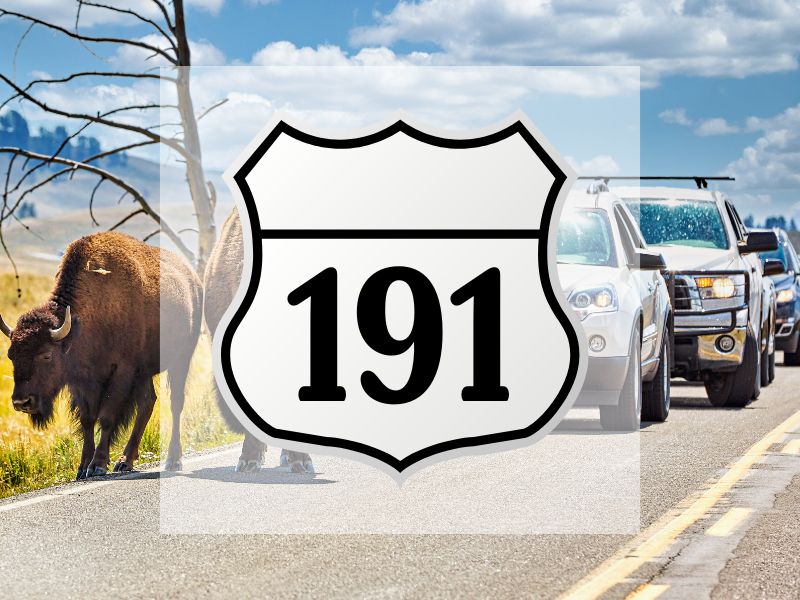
50;306;72;342
0;313;12;339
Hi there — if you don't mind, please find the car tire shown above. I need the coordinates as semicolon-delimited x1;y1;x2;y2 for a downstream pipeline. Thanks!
785;335;800;366
760;330;771;388
704;332;758;408
752;331;762;400
768;349;776;383
642;330;670;422
600;325;641;431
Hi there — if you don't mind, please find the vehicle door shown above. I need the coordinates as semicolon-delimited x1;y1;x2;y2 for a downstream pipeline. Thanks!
613;203;661;363
725;200;762;331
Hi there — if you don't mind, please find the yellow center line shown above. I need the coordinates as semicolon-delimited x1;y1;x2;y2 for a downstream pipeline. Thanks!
781;439;800;455
706;507;753;537
626;584;669;600
560;408;800;600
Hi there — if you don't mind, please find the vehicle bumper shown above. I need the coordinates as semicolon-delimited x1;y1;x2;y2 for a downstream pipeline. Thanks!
775;316;799;353
673;326;747;379
575;356;629;407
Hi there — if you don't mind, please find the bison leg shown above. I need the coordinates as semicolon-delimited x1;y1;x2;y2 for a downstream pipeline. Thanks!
86;371;135;477
279;450;315;474
235;433;266;472
165;363;189;471
114;378;156;473
86;416;116;477
76;415;96;480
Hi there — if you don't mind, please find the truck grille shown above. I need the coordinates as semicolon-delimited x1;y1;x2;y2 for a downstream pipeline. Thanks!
665;270;748;337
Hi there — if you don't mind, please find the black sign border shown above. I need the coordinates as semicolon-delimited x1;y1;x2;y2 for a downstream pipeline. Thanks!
223;118;578;473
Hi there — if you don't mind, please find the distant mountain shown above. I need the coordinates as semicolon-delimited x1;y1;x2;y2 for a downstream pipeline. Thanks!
0;110;127;167
0;111;234;271
0;110;229;217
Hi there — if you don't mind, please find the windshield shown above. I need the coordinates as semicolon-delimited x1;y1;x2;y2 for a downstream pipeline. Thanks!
624;198;729;249
557;209;616;267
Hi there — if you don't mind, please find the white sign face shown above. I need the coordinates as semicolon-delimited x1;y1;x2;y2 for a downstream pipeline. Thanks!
216;112;584;475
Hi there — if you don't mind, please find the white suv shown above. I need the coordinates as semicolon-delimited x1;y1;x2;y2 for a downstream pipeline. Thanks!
557;188;672;430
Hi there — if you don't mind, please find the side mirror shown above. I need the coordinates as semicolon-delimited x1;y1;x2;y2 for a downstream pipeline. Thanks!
763;258;786;277
739;231;778;254
633;249;667;271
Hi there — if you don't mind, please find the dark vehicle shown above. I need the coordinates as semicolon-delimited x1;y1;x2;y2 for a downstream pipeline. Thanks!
759;228;800;365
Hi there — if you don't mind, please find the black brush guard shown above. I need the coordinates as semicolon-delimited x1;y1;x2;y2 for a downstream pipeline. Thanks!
665;269;749;338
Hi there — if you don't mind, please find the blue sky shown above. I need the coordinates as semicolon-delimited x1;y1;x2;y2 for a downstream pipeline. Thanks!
1;0;798;221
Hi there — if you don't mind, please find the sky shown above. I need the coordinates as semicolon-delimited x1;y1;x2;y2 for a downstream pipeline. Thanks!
0;0;798;221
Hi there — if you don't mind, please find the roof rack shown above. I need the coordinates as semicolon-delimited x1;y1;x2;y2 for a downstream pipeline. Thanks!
576;176;735;190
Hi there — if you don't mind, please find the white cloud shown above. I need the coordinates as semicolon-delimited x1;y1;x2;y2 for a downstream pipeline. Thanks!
185;0;225;14
109;34;226;69
189;40;227;66
1;0;159;27
350;0;800;84
659;109;742;136
565;154;621;176
726;103;800;195
659;108;691;126
694;117;739;136
250;42;438;67
248;43;639;97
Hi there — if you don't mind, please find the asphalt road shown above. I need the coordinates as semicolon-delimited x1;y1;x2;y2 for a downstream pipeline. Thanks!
2;359;800;599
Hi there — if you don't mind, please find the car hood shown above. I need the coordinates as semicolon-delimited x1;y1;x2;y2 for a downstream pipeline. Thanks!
651;245;737;272
557;264;620;294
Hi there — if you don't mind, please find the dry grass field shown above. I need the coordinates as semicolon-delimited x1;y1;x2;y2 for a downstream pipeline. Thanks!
0;271;239;499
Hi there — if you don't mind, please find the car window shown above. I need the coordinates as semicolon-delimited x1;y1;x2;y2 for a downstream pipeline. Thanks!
725;202;747;242
760;244;787;269
624;198;730;250
761;240;800;273
556;208;617;267
786;241;800;273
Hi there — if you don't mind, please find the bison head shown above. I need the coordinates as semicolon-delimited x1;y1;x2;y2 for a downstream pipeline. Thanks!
1;303;73;428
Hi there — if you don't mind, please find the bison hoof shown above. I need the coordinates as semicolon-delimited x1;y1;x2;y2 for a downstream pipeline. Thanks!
113;460;133;473
235;458;262;473
164;458;183;472
85;465;108;478
76;468;88;480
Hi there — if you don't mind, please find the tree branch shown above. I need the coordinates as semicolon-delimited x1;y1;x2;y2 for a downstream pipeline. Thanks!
76;0;177;53
196;98;229;121
0;148;196;264
0;73;191;160
149;0;175;32
108;208;145;231
0;9;178;64
18;71;175;93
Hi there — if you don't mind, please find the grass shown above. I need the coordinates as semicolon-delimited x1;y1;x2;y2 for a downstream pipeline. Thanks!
0;271;239;499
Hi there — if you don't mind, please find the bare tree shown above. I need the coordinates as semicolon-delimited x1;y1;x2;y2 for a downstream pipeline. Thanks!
0;0;220;274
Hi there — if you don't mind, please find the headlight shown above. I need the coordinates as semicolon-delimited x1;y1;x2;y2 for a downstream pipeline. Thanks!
694;275;744;300
777;289;795;304
568;285;618;320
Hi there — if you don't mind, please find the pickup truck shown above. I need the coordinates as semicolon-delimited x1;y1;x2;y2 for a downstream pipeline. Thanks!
616;185;778;407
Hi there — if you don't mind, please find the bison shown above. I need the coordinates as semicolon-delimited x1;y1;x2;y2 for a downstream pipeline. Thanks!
204;209;313;473
0;232;202;478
